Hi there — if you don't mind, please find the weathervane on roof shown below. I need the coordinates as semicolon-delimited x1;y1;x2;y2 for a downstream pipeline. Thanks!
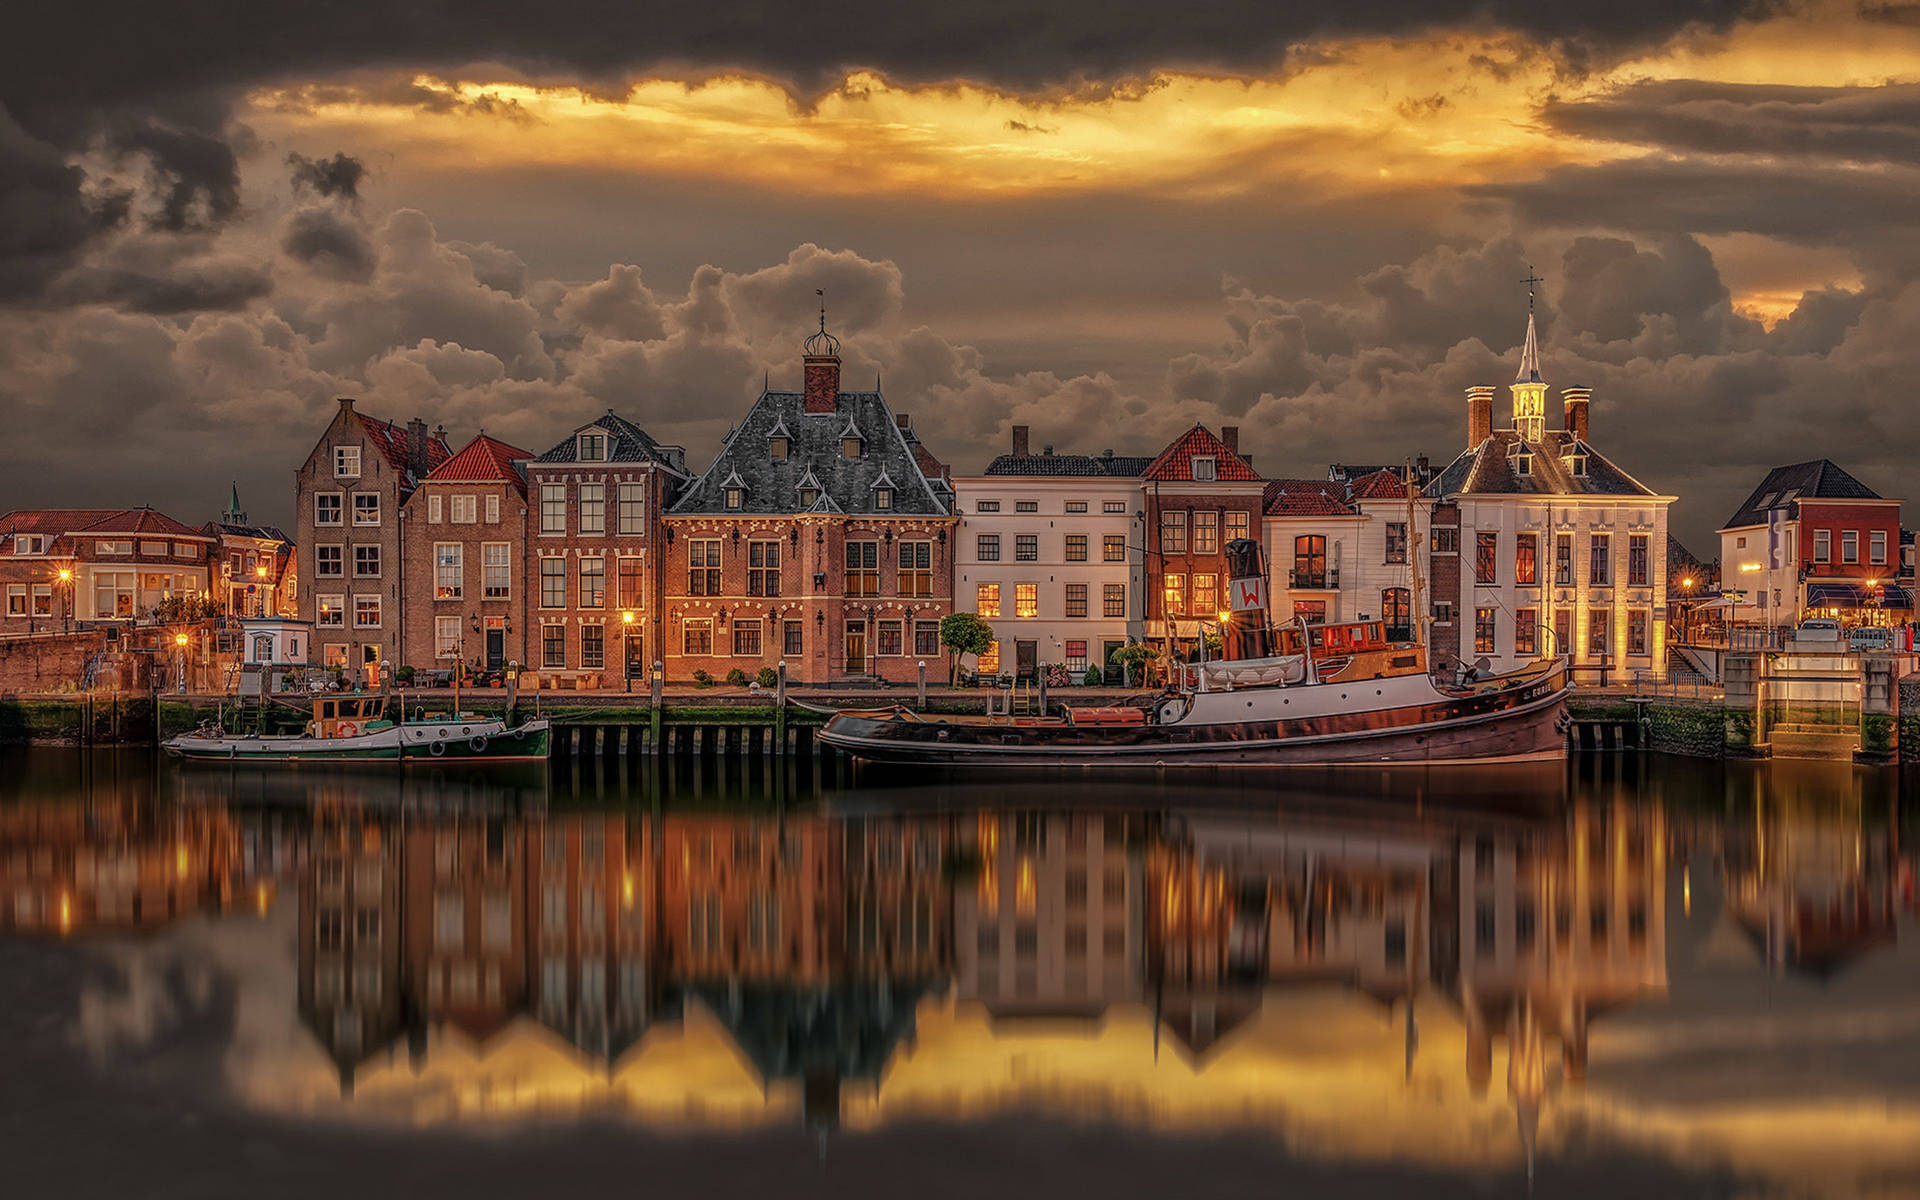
804;287;840;357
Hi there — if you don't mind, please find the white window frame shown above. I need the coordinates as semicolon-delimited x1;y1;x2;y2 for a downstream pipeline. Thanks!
352;493;381;527
353;595;382;628
315;492;343;526
435;543;463;600
436;616;461;659
334;446;361;479
427;494;443;524
540;483;567;536
450;495;477;524
483;543;511;599
317;594;345;628
485;494;500;524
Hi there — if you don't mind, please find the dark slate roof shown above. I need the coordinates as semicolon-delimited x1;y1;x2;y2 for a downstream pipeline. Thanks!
1429;431;1657;499
1721;460;1882;530
670;390;953;516
533;412;688;475
210;521;291;543
982;451;1153;477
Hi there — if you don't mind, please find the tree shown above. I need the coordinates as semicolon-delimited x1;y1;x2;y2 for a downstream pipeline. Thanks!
939;612;995;684
1109;642;1160;688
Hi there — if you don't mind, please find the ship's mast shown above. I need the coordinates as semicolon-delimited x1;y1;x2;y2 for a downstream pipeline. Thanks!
1406;458;1428;657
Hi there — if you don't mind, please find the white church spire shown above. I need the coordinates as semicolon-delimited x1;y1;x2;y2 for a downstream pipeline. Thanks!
1510;266;1548;442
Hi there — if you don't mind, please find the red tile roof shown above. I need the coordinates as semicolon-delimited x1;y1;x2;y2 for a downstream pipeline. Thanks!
357;413;453;478
1262;479;1356;517
1347;468;1417;501
1141;425;1262;483
1;507;211;540
427;434;533;493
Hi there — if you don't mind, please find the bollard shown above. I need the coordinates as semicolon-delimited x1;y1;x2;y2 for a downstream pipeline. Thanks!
1037;663;1048;716
649;661;664;756
775;660;788;756
917;660;927;711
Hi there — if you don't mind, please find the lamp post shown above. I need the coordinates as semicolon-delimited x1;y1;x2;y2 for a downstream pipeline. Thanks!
56;567;73;634
622;610;636;693
174;631;189;693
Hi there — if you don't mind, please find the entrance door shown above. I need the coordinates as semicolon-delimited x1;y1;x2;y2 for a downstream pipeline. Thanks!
1553;610;1573;659
361;644;381;687
485;628;505;671
1015;639;1037;681
844;621;867;673
625;629;646;680
1102;639;1126;685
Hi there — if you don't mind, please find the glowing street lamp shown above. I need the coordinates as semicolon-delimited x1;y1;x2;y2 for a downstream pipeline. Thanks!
621;610;637;693
174;631;189;692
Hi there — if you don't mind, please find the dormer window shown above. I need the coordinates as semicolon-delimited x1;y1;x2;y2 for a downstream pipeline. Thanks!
770;436;790;461
875;488;893;510
725;487;744;510
1514;452;1533;476
1192;456;1216;481
842;435;863;459
1564;454;1588;477
800;486;820;508
578;433;607;462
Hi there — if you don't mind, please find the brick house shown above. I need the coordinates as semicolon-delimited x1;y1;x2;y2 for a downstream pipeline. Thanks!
397;433;533;675
206;485;296;619
0;507;216;634
1718;460;1909;628
524;413;689;687
1141;424;1265;656
295;399;451;685
662;323;957;685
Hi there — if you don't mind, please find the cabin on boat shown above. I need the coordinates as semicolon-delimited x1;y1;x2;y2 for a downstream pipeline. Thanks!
311;695;390;739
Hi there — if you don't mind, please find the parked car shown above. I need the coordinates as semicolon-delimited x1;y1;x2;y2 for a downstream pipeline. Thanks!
1794;617;1842;642
1847;626;1894;652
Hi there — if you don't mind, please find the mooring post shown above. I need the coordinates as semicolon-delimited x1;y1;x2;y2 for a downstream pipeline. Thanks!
775;660;788;756
649;661;663;756
917;660;927;711
1037;663;1049;716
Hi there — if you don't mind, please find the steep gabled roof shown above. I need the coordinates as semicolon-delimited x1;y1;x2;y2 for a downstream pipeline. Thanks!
532;412;687;475
1722;460;1884;530
1141;425;1261;483
356;414;453;478
1263;479;1356;517
0;509;122;537
1429;431;1657;499
670;389;952;517
428;434;533;495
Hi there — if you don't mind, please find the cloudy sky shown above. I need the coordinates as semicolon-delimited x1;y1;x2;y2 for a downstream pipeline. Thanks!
5;0;1920;548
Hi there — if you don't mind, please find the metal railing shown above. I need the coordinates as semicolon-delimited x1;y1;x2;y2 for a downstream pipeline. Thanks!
1288;568;1339;589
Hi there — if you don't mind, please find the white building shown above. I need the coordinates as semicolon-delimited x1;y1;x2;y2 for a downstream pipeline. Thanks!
953;427;1149;681
1263;468;1432;639
1427;309;1675;680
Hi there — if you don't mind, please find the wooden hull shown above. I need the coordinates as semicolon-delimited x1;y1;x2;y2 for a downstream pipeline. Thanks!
164;719;551;765
818;670;1569;768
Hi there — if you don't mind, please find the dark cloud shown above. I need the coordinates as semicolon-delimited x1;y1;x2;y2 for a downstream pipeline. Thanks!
102;115;242;233
280;205;376;281
286;151;365;200
0;104;124;300
1541;79;1920;166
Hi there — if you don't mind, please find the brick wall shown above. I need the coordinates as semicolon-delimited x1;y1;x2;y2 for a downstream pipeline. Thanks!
400;482;529;672
1144;490;1266;629
524;462;672;682
295;402;407;684
1428;501;1462;673
0;631;107;694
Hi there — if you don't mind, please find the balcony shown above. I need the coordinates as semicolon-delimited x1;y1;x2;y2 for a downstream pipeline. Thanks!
1289;568;1339;590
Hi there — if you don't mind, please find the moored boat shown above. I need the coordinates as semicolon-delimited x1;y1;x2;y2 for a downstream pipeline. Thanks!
820;529;1569;769
165;693;551;764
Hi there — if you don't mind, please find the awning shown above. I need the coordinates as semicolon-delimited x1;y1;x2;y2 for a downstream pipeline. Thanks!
1805;582;1914;609
1693;595;1739;611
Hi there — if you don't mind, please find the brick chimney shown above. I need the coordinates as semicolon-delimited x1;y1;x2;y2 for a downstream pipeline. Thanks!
895;413;911;432
1221;425;1240;456
802;352;840;415
406;418;429;477
1011;425;1030;457
1466;386;1495;449
1562;387;1591;443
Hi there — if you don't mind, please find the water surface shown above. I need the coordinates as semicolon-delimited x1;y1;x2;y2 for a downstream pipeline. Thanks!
2;750;1915;1198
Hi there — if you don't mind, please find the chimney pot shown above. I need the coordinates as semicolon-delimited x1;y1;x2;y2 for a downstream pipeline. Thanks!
1042;444;1054;456
1011;425;1030;457
1221;425;1240;455
1466;387;1495;450
1562;387;1591;443
406;418;430;478
895;413;910;431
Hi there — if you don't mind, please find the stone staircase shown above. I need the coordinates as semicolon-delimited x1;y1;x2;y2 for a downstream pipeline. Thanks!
1665;647;1710;688
1766;721;1859;761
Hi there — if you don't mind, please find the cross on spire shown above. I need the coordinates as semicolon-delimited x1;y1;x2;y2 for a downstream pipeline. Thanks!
1521;265;1544;313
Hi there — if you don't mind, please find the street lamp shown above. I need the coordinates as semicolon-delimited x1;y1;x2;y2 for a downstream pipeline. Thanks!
56;566;73;634
174;631;189;693
621;610;636;693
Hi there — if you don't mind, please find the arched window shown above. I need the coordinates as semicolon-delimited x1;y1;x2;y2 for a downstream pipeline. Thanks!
1381;588;1412;642
1292;535;1327;588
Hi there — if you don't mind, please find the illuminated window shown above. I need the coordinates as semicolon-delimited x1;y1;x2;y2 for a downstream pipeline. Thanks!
1475;532;1497;584
1015;582;1038;618
434;543;462;599
977;640;1000;675
1225;510;1250;543
681;619;712;656
1515;533;1537;585
1628;610;1649;656
317;594;344;627
352;595;381;628
1475;607;1496;654
976;583;1001;618
1386;522;1407;564
1193;573;1217;615
1381;588;1411;641
1515;609;1537;656
1163;573;1185;615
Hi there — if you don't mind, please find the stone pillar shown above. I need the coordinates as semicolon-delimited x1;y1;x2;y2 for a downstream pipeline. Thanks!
1723;652;1769;758
916;660;927;711
1856;654;1900;764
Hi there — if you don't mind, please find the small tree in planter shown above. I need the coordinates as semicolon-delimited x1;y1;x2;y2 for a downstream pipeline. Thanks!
1083;666;1103;687
939;612;995;684
756;666;779;688
1110;643;1159;688
725;667;749;686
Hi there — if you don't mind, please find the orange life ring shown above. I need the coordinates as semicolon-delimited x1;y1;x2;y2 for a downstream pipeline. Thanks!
337;720;359;737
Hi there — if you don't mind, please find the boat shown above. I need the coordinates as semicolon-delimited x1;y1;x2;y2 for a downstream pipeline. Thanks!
821;479;1569;769
817;626;1569;768
164;692;551;764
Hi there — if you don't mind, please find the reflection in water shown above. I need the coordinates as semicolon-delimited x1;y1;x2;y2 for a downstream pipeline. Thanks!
1;752;1916;1195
